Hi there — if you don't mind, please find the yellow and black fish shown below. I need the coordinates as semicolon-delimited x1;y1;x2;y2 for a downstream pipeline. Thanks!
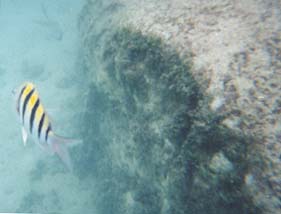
13;82;78;171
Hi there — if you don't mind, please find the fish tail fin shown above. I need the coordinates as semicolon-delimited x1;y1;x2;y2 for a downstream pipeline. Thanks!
49;134;82;172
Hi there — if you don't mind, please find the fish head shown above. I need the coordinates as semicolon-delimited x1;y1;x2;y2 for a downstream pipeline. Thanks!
13;82;36;112
13;82;35;95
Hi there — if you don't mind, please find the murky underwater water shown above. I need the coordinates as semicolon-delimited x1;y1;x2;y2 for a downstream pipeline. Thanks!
0;0;92;212
0;0;279;213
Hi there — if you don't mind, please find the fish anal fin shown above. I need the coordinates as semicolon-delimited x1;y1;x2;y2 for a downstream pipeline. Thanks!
22;127;28;146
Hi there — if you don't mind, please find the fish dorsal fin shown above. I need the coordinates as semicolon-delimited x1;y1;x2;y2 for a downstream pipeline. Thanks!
45;107;59;116
44;110;55;126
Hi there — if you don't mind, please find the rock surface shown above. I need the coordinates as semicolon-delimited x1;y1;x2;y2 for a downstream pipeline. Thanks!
77;0;281;213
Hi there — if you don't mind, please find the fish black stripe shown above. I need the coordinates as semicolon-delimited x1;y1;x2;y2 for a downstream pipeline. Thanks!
45;124;51;142
30;99;40;133
38;113;45;139
22;88;35;123
17;86;26;114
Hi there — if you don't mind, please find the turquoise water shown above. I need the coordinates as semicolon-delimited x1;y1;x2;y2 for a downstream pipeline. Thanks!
0;0;274;213
0;0;89;212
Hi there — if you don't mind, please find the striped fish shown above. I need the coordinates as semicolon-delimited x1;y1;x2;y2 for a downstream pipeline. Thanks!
13;82;76;171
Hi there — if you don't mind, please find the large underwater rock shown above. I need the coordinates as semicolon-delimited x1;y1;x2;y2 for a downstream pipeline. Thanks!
77;0;280;213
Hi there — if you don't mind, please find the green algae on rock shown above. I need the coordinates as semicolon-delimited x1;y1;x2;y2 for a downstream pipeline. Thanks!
77;27;264;214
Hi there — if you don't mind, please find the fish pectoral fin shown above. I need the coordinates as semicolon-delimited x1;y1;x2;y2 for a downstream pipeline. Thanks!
21;127;28;146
